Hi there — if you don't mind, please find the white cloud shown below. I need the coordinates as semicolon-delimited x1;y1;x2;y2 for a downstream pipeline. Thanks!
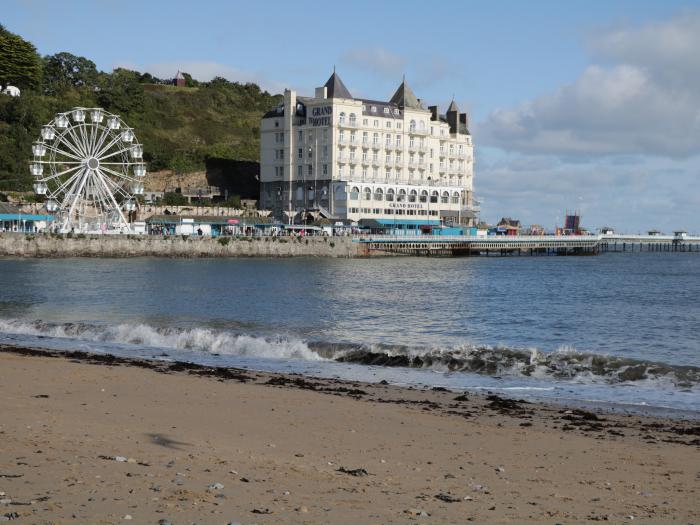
479;11;700;158
340;47;406;79
111;60;287;94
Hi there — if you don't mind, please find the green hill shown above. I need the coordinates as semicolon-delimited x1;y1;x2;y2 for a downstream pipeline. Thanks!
0;25;281;193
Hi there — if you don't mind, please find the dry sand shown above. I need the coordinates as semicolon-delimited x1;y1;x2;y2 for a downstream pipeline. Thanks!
0;347;698;524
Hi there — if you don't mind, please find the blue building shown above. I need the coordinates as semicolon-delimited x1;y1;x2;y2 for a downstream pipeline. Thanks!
0;202;54;232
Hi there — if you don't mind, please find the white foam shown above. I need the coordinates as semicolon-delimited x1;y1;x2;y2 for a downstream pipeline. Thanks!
0;318;323;361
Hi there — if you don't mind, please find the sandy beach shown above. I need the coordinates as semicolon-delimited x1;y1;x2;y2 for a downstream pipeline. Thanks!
0;346;698;524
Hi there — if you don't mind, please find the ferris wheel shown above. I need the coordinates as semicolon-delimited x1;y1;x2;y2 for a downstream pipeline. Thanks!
30;107;146;233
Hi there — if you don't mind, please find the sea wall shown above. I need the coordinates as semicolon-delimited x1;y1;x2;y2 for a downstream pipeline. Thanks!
0;233;365;258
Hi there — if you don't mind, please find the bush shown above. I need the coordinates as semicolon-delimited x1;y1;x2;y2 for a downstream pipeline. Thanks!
217;237;230;246
329;241;335;248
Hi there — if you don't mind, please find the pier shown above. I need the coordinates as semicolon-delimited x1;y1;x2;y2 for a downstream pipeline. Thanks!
356;234;700;256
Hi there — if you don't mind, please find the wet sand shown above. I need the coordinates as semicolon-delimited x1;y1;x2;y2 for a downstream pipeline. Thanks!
0;346;698;524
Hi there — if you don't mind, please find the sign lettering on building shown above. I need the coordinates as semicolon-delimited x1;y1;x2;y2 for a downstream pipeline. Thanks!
388;202;424;210
309;106;332;126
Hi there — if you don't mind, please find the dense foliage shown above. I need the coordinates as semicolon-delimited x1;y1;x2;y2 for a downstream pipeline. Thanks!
0;29;281;192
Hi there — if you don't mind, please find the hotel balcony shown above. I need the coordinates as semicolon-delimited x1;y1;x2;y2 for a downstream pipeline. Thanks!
338;120;359;129
408;128;430;136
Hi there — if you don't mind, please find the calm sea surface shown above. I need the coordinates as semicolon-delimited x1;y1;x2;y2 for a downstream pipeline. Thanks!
1;253;698;415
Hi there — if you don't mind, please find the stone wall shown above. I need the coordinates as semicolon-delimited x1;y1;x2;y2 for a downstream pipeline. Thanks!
0;233;366;258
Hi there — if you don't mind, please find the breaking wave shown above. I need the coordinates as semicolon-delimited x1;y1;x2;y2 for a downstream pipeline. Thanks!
1;318;698;388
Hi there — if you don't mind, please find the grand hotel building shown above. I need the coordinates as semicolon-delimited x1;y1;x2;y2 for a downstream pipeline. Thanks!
260;72;476;230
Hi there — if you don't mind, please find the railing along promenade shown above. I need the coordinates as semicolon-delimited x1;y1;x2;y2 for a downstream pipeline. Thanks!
355;234;700;256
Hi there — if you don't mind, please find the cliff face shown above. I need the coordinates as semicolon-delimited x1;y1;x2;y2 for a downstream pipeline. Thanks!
0;234;364;258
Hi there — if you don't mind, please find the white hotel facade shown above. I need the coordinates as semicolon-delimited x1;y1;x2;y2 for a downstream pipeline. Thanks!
260;72;477;230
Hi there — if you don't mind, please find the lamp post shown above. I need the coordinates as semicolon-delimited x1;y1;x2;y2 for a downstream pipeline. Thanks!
427;176;432;234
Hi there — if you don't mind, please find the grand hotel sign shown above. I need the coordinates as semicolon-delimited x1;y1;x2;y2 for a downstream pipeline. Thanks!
309;106;332;126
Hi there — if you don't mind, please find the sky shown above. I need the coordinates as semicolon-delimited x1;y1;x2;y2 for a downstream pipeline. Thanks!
5;0;700;232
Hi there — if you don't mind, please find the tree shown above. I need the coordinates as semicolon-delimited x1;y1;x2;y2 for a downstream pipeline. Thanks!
181;72;199;87
0;25;42;90
42;52;97;95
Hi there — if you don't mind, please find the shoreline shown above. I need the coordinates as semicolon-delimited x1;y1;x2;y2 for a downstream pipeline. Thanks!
1;344;698;523
0;233;365;258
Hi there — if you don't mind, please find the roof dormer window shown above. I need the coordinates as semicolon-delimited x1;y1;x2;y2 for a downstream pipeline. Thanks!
371;106;377;113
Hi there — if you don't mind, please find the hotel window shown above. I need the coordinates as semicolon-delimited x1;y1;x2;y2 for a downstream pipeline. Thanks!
279;166;284;177
409;154;415;165
274;166;278;177
349;166;355;177
349;113;356;126
397;122;402;129
373;167;378;178
393;108;399;115
396;168;402;179
373;119;379;127
372;152;378;162
452;192;459;204
350;187;359;199
430;148;434;158
386;189;395;202
419;155;424;165
278;149;283;159
308;165;313;176
362;167;368;178
297;130;302;142
308;131;314;143
431;191;439;203
383;107;389;114
373;133;379;145
363;132;368;144
385;134;391;146
338;166;344;177
308;148;313;159
386;121;391;128
323;129;328;142
298;148;303;159
458;144;463;154
420;138;425;148
430;126;434;134
385;169;391;180
374;188;383;200
362;105;366;111
373;208;381;214
339;130;345;143
371;106;377;113
398;189;406;201
297;165;302;177
449;144;454;154
385;153;391;163
409;138;415;148
350;131;356;143
396;135;401;146
322;145;328;158
441;191;449;204
409;190;417;203
420;190;428;203
363;118;368;126
323;164;328;175
339;112;346;125
362;151;368;162
409;120;416;132
364;187;372;200
396;153;401;163
350;151;355;162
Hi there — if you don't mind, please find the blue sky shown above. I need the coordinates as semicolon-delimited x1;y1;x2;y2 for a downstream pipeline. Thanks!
5;0;700;231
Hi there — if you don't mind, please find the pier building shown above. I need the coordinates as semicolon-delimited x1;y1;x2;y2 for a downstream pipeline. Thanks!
259;71;477;232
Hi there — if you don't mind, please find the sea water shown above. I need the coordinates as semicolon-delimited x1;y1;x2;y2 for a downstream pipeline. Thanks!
0;253;698;416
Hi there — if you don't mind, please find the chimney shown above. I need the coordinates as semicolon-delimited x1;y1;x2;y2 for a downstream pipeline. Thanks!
428;105;439;121
315;86;327;99
459;113;469;133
